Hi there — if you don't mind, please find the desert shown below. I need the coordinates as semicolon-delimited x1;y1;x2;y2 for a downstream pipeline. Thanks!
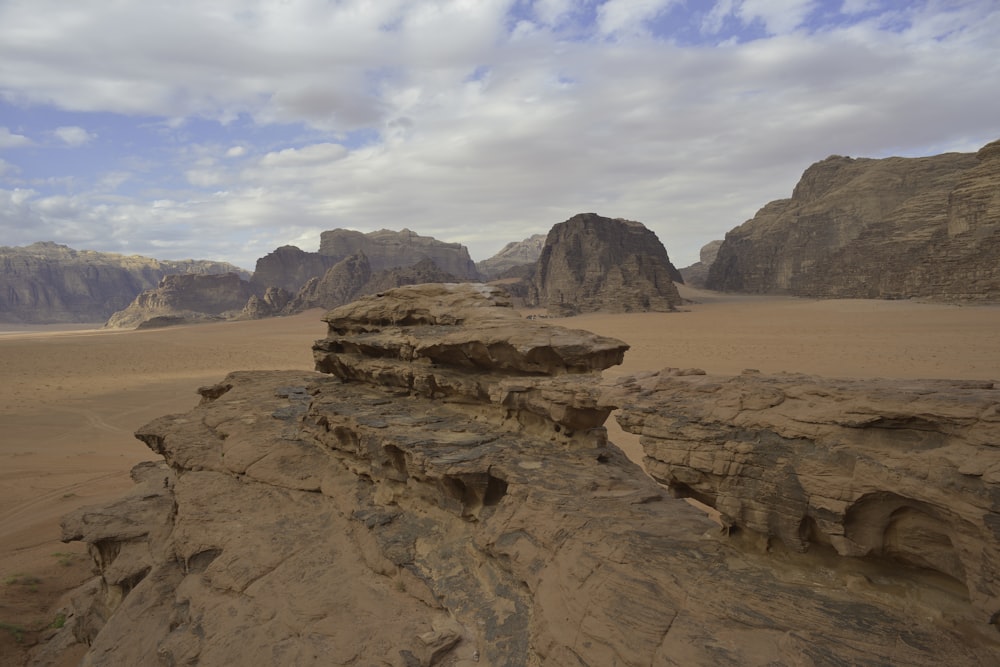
3;285;999;664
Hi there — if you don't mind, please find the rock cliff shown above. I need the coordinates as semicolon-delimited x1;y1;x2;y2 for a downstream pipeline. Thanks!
0;242;248;324
678;239;723;288
104;273;257;329
319;228;479;279
707;140;1000;300
249;245;340;293
531;213;683;315
47;284;1000;666
476;233;546;279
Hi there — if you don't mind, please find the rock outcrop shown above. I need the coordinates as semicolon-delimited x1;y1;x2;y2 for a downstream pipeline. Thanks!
0;242;248;324
104;273;256;329
606;368;1000;624
678;239;723;288
50;284;1000;666
531;213;683;315
249;245;340;293
284;253;374;313
707;139;1000;300
241;286;293;319
476;233;546;279
319;228;479;279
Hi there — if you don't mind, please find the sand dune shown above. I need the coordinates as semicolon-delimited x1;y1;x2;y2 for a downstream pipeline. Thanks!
1;290;998;659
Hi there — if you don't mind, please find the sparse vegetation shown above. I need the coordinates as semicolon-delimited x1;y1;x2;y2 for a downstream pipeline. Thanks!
50;613;66;630
51;551;79;567
0;621;26;643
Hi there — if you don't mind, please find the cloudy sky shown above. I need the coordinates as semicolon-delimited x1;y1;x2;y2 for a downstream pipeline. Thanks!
1;0;998;270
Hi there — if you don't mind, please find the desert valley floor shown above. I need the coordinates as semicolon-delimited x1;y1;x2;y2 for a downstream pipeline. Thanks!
2;285;999;663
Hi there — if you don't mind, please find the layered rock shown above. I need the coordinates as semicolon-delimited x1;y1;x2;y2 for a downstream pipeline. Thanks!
0;242;248;324
319;228;479;279
284;253;374;313
476;233;546;279
531;213;683;315
51;283;1000;665
678;239;723;288
707;140;1000;300
606;368;1000;623
105;273;256;329
241;286;293;319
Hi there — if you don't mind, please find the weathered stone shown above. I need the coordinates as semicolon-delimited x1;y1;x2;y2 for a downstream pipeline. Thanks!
476;233;546;279
678;239;723;288
104;272;256;329
606;369;1000;622
319;228;479;279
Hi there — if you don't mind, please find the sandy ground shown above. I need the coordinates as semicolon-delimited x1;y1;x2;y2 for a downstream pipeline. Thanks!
2;288;999;662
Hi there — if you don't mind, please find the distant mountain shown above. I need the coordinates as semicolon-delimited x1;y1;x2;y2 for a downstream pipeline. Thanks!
105;273;256;329
318;228;479;279
476;234;546;279
0;242;249;324
678;240;723;288
526;213;683;316
707;139;1000;301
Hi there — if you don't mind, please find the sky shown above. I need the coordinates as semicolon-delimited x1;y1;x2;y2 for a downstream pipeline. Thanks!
1;0;998;271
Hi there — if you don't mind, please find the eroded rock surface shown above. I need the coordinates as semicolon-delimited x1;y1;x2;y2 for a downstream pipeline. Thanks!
52;284;1000;665
319;228;479;279
606;368;1000;623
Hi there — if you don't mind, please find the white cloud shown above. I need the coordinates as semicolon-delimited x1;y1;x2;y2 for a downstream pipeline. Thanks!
0;1;997;269
53;125;97;147
0;127;32;148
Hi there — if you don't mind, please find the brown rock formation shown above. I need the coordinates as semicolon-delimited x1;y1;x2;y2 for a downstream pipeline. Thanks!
0;242;248;324
284;253;373;312
532;213;683;315
679;239;723;288
606;368;1000;624
249;244;340;293
52;283;1000;665
476;233;546;279
707;139;1000;300
241;286;293;319
105;273;256;329
319;228;479;279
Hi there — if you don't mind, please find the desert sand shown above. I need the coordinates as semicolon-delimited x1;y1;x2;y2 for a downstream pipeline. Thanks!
2;288;999;661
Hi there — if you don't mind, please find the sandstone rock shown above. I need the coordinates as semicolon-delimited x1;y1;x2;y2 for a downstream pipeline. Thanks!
319;228;479;279
241;286;293;319
104;273;256;329
678;239;723;288
531;213;684;315
0;242;248;324
55;283;1000;665
707;139;1000;300
249;245;340;293
357;257;464;298
476;233;546;279
283;253;373;313
605;369;1000;622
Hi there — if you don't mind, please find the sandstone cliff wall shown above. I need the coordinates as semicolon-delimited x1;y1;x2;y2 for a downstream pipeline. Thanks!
707;140;1000;300
0;242;248;324
476;233;545;279
104;273;257;329
319;228;479;279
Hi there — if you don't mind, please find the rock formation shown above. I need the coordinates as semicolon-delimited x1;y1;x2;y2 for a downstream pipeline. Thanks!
284;253;374;313
104;273;256;329
531;213;683;315
319;228;479;279
0;242;248;324
707;139;1000;300
48;284;1000;666
605;369;1000;625
249;245;340;293
241;286;293;320
476;233;546;279
678;239;723;288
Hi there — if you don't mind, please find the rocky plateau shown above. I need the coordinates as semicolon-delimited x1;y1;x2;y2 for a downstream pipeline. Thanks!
37;283;1000;666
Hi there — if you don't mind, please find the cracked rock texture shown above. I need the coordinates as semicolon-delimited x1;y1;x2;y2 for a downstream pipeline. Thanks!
51;283;1000;665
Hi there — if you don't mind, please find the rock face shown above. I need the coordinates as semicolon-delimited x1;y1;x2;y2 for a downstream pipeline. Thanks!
0;242;248;324
52;283;1000;666
707;140;1000;300
241;286;293;320
319;228;479;279
476;233;546;279
105;273;256;329
285;253;374;313
532;213;683;315
249;245;340;293
678;239;723;288
606;369;1000;625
